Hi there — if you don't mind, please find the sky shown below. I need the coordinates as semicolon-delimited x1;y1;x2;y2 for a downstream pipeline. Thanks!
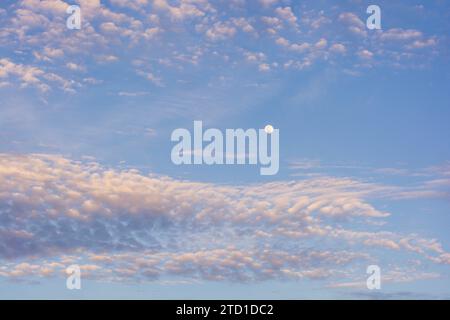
0;0;449;299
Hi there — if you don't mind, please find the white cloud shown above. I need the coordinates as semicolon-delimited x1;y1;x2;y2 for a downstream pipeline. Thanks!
100;22;121;34
314;38;327;49
339;12;367;38
43;47;64;58
261;16;282;29
205;21;236;41
231;17;256;34
357;49;373;59
0;0;444;97
258;63;270;72
137;70;163;86
21;0;69;15
275;7;298;28
66;62;86;72
330;43;346;54
95;55;119;63
407;38;437;49
380;28;422;41
0;58;72;92
152;0;212;20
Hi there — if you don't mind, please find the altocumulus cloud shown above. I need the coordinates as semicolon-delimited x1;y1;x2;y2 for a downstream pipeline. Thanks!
0;1;445;95
0;153;449;285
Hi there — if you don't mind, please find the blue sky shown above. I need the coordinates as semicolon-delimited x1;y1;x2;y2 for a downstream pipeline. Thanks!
0;0;449;299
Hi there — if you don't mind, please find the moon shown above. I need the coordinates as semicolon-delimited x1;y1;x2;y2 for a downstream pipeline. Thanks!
264;124;274;134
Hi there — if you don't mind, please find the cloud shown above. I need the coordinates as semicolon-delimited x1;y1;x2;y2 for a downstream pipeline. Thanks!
136;70;163;86
275;7;298;28
0;154;448;284
100;22;122;34
231;17;256;35
205;21;237;41
110;0;149;11
152;0;212;20
0;58;75;92
330;43;346;54
118;91;150;97
66;62;86;72
21;0;69;15
95;55;119;63
407;38;437;49
329;269;441;290
357;49;373;60
259;0;278;7
339;12;367;38
0;1;444;99
82;77;103;85
258;63;270;72
380;28;422;41
244;51;266;63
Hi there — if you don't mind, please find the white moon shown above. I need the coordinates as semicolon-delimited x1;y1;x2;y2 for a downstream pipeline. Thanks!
264;124;274;134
